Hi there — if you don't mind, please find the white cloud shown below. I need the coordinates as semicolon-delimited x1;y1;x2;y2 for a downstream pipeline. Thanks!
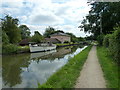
29;13;64;25
2;0;91;37
54;25;91;37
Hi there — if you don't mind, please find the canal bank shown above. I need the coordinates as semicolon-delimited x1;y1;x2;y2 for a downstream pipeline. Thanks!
2;43;88;55
38;45;92;88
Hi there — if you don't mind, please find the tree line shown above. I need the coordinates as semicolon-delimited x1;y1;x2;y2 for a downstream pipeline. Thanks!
1;15;31;44
1;15;85;44
1;15;86;54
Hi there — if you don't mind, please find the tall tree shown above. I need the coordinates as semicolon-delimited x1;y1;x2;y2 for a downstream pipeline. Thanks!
1;15;21;44
79;2;120;39
43;26;55;38
31;31;44;43
19;25;31;39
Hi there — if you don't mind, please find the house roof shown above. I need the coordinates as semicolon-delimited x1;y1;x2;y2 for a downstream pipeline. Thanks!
50;32;70;37
19;38;31;45
45;38;61;43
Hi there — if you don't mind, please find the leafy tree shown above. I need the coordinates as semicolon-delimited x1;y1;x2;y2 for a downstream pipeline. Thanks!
31;31;44;43
19;25;31;39
1;15;21;44
79;2;120;39
2;31;9;44
54;30;64;33
77;37;85;41
43;26;55;38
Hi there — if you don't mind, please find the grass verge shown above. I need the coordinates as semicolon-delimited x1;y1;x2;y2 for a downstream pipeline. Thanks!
97;46;119;88
38;45;92;88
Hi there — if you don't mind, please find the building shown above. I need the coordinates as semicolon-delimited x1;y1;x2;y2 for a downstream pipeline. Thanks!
50;32;71;43
19;38;31;46
44;38;61;44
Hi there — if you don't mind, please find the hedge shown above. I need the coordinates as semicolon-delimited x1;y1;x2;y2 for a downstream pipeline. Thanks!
103;34;111;48
109;27;120;64
103;26;120;64
2;44;18;54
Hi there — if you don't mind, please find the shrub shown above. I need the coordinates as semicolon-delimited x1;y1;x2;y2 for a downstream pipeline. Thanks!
97;34;104;46
2;44;18;54
103;34;111;48
2;31;9;44
109;26;120;64
17;46;30;52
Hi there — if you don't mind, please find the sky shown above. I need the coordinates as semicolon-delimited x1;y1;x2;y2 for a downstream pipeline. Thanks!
1;0;92;37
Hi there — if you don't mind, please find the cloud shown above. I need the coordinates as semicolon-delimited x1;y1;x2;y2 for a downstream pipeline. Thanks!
54;25;91;37
29;13;64;25
2;0;91;37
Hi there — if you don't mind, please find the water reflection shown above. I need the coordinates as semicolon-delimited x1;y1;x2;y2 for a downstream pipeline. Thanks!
2;46;86;88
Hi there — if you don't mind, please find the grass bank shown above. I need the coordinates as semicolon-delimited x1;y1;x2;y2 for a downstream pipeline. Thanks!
38;45;92;88
97;46;119;88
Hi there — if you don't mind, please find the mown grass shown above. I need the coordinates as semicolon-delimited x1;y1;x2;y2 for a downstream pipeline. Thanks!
97;46;119;88
38;45;92;88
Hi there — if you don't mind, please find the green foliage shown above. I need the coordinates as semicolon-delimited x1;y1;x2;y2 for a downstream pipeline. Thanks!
97;46;119;88
38;46;92;88
31;31;44;43
2;44;18;54
77;37;85;41
108;27;120;64
17;46;30;52
2;31;9;44
1;15;21;44
43;26;55;38
97;34;104;46
103;34;111;47
19;25;31;39
80;2;120;38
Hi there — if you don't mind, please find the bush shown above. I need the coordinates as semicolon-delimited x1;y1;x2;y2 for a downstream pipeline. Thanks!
103;34;111;48
97;34;104;46
17;46;30;52
2;31;9;44
2;44;18;54
109;26;120;64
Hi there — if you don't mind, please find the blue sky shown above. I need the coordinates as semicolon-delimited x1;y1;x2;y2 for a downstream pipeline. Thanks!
1;0;91;37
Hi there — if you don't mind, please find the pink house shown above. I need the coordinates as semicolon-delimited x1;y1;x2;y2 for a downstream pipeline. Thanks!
50;32;71;43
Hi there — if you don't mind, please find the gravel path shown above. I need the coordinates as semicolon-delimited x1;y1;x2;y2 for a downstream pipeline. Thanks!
75;46;106;88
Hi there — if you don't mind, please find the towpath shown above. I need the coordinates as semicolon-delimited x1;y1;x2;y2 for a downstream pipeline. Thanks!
75;46;106;88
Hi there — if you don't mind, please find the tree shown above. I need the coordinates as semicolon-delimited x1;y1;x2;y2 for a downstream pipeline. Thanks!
79;2;120;39
19;25;31;39
43;26;55;38
77;37;85;41
31;31;44;43
2;31;9;44
1;15;21;44
54;30;64;33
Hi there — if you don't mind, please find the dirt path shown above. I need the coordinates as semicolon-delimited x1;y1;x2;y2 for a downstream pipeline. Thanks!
75;46;106;88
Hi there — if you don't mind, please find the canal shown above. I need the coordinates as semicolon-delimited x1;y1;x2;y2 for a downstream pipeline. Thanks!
2;45;87;88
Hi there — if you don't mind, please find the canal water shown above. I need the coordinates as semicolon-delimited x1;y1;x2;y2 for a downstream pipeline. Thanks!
2;45;87;88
